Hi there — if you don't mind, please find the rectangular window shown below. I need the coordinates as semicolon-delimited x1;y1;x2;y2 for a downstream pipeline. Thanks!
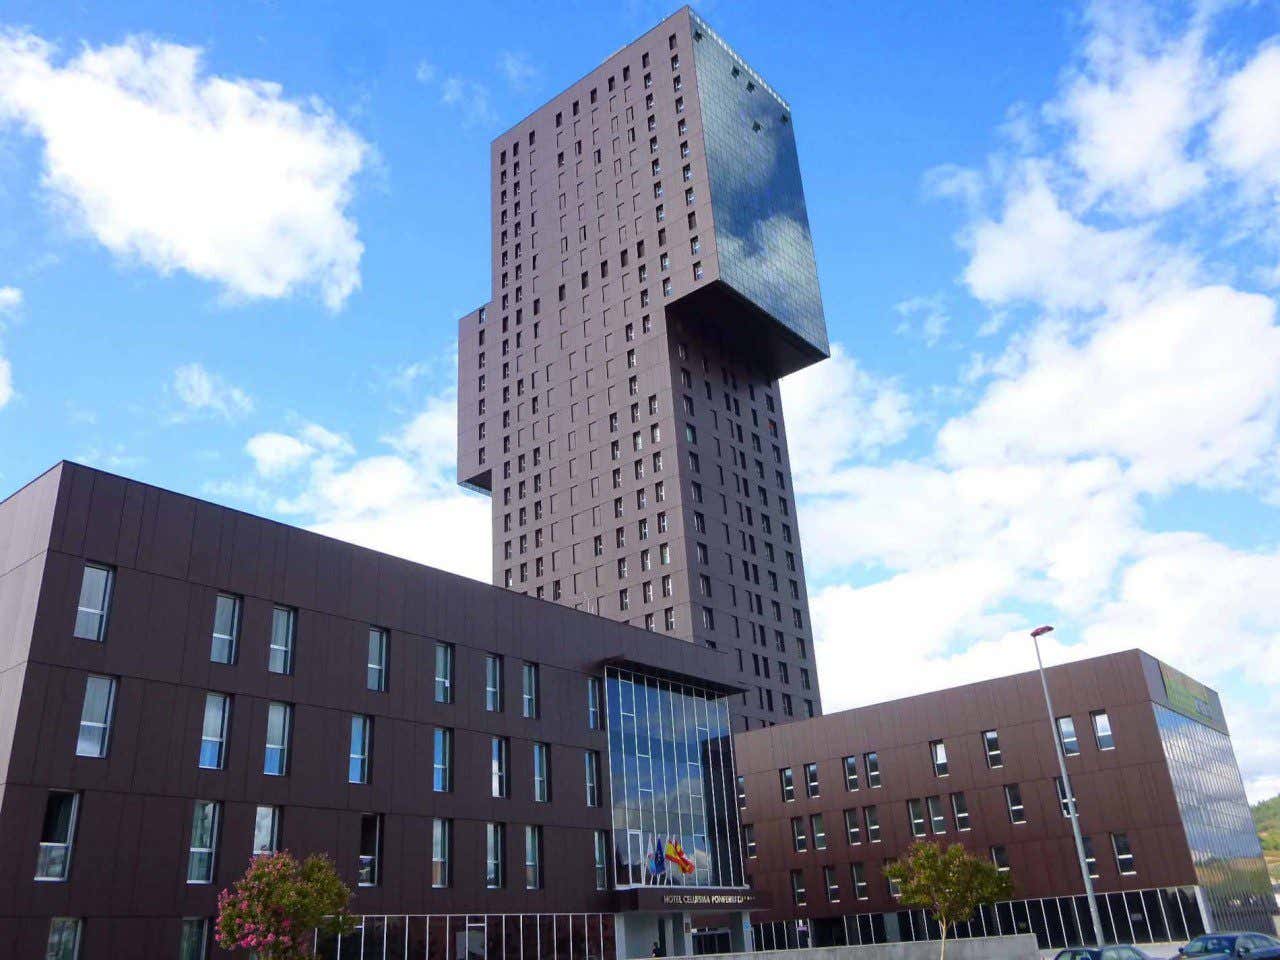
485;654;504;711
74;563;113;641
790;816;807;852
533;742;551;802
887;861;902;897
76;675;116;758
594;830;609;890
587;676;603;728
865;805;880;842
804;761;820;797
851;862;868;900
1005;783;1026;823
951;792;970;831
522;662;540;717
908;798;926;837
264;702;291;776
991;845;1010;872
983;729;1003;768
358;813;382;886
927;795;946;834
524;825;543;889
1092;710;1115;750
269;606;295;674
743;824;757;858
1057;716;1080;756
252;805;280;856
349;715;371;784
367;628;388;691
585;750;601;807
46;918;82;960
199;693;230;770
187;800;220;884
842;755;858;791
1082;836;1100;878
1112;832;1136;874
930;740;949;776
790;869;806;906
491;737;509;798
434;642;454;703
431;818;451;888
1055;776;1077;818
810;813;827;850
35;791;79;881
179;918;209;960
779;766;795;801
824;865;839;902
736;775;747;809
433;727;452;792
486;822;506;888
864;751;880;787
844;808;861;845
211;594;240;663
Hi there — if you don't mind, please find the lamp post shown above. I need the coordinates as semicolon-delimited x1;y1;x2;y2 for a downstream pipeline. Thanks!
1031;625;1104;948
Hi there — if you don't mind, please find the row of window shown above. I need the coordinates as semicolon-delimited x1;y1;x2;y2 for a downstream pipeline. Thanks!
34;789;612;894
785;832;1136;907
761;714;1117;807
76;674;604;801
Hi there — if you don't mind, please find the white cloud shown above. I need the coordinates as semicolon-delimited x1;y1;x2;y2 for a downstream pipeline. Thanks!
793;0;1280;803
1056;2;1209;213
1211;44;1280;186
938;284;1280;492
780;343;912;494
237;386;489;580
497;51;539;92
0;30;367;308
894;294;948;346
246;431;314;476
0;286;20;408
171;362;253;421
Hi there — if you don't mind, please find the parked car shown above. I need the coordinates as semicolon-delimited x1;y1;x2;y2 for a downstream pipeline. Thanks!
1177;933;1280;959
1053;947;1156;960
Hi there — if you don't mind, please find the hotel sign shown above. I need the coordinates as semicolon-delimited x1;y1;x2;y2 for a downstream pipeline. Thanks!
623;888;767;912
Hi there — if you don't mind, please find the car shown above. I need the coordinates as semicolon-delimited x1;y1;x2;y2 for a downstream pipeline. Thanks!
1053;947;1156;960
1177;933;1280;959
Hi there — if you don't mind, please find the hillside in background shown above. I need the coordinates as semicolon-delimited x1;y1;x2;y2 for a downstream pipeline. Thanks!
1253;794;1280;881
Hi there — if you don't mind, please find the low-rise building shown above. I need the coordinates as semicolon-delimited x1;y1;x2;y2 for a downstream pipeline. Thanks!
733;649;1275;951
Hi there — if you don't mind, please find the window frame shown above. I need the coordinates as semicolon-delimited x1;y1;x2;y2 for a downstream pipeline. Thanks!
199;692;230;770
264;701;292;776
76;674;116;758
268;606;295;675
367;628;388;692
349;714;372;784
35;791;80;882
73;562;113;642
186;799;220;885
211;593;241;664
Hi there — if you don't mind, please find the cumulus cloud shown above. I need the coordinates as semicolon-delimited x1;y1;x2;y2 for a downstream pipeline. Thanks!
781;344;912;493
793;0;1280;800
0;30;367;308
239;389;489;580
171;362;253;421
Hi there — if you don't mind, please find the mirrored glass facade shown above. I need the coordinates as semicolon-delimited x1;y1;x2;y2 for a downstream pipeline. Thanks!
1154;704;1273;932
605;667;744;888
690;13;828;358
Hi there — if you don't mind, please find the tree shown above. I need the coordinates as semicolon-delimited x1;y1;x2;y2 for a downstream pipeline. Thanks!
216;851;355;959
884;841;1014;960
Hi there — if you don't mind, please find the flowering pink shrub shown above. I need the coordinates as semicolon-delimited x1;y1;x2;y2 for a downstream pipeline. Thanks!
216;851;354;959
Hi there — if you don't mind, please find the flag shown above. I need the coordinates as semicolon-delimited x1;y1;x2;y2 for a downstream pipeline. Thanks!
665;837;695;875
647;834;666;881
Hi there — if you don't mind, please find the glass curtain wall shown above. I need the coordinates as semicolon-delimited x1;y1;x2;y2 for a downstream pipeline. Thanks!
604;667;744;888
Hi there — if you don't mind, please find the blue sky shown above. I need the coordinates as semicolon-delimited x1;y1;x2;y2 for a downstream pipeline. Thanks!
0;0;1277;798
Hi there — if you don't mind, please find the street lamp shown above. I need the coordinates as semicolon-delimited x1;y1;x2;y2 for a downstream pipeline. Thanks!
1031;625;1104;948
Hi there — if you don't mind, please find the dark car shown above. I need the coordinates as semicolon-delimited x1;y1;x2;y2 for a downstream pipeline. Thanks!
1177;933;1280;959
1053;947;1156;960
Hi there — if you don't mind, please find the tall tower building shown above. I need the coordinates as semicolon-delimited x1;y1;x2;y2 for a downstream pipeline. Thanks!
457;7;829;731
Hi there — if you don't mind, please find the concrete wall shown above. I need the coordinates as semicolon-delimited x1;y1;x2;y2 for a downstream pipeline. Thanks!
676;935;1042;960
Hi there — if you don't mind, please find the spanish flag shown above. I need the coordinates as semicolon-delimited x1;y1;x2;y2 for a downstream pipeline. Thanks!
664;838;695;875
